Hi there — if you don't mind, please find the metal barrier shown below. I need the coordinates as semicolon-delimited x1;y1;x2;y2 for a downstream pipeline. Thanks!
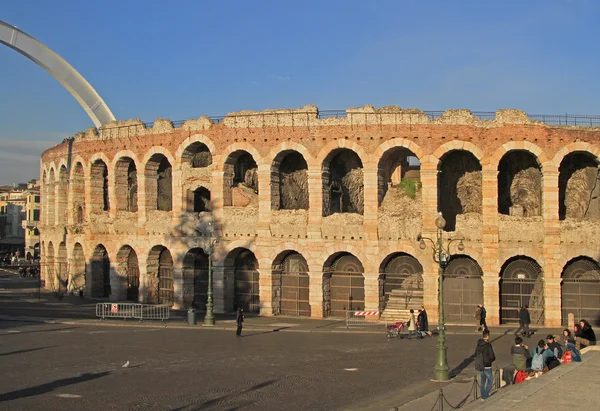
345;311;380;328
96;303;170;321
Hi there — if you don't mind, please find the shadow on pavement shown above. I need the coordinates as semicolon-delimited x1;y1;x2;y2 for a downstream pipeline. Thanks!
0;371;110;402
0;346;57;357
241;327;291;338
184;379;278;410
0;325;80;335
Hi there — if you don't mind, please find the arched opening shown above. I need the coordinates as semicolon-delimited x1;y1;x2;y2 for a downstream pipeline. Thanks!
70;243;85;293
46;169;56;226
90;244;111;298
271;151;309;211
90;160;109;213
57;242;68;292
378;253;423;317
561;257;600;326
443;255;483;324
115;157;138;212
558;152;600;220
272;251;310;316
147;245;173;305
71;162;85;224
499;256;544;324
224;248;260;312
438;150;482;231
183;248;209;310
46;241;55;285
145;154;172;212
187;186;211;213
57;166;68;225
498;150;542;217
323;253;364;317
33;242;40;259
223;150;258;207
182;142;213;168
117;245;140;302
322;149;364;216
377;147;421;207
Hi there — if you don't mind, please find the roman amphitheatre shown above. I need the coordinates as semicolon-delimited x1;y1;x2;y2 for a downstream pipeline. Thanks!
38;104;600;327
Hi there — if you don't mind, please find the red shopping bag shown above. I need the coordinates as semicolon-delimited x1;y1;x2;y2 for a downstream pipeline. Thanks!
514;370;528;384
563;351;573;364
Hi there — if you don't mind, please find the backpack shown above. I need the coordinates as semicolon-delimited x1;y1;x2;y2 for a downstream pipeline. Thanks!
531;348;545;371
474;350;485;371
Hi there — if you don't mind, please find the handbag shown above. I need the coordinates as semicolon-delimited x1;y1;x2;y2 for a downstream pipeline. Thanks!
563;350;573;364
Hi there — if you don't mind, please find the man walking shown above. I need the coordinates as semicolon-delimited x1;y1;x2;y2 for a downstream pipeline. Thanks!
480;305;488;331
475;329;496;400
475;305;482;331
514;305;531;338
236;307;244;337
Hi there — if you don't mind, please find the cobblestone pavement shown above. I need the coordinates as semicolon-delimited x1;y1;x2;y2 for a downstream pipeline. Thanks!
0;269;562;410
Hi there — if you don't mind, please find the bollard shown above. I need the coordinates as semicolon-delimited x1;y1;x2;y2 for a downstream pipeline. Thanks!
188;308;197;325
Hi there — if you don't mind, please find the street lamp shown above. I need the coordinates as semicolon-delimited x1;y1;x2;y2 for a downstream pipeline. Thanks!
417;212;465;382
203;221;218;326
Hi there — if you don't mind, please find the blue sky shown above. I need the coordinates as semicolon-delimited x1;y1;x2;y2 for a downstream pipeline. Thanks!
0;0;598;184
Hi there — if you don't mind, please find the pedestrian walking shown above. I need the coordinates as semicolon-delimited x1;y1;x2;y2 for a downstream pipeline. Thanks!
474;329;496;400
418;305;429;332
480;305;488;331
475;305;482;331
514;305;531;338
407;309;416;339
236;307;244;337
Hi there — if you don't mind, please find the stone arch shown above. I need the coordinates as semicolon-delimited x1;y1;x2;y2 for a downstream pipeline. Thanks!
183;248;209;309
498;150;543;217
322;148;364;216
271;250;310;316
558;151;600;220
561;256;600;326
90;159;109;213
490;141;549;170
224;247;260;313
438;149;482;231
186;186;211;213
56;166;68;225
499;255;544;325
443;255;484;324
146;245;174;305
376;139;423;207
90;244;111;298
116;245;140;302
271;149;309;210
70;242;86;293
175;134;217;167
181;142;213;168
432;141;484;164
222;150;258;207
70;162;85;224
323;252;365;317
144;153;172;212
114;156;138;212
46;168;56;226
378;252;423;314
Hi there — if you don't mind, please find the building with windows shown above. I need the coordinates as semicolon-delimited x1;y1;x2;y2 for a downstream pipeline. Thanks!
0;182;39;259
38;105;600;327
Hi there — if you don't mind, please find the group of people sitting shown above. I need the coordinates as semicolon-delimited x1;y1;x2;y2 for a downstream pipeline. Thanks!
511;320;596;384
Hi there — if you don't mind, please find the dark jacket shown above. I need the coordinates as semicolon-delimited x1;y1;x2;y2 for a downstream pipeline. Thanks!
418;310;429;331
236;310;244;326
475;339;496;368
519;308;531;324
581;325;596;342
547;341;563;359
511;344;531;371
480;306;487;320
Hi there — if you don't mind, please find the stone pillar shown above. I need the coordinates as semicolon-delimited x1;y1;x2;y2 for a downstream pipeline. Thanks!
138;264;148;303
182;273;194;309
420;163;440;323
84;261;93;297
542;167;561;327
420;163;439;235
84;176;93;221
211;170;225;226
422;267;439;324
544;278;562;327
108;170;117;219
172;267;184;309
257;165;271;237
309;272;324;318
212;265;226;313
363;274;380;311
362;168;378;241
481;168;500;325
109;265;120;302
171;167;183;224
137;171;148;224
307;169;323;239
258;267;273;316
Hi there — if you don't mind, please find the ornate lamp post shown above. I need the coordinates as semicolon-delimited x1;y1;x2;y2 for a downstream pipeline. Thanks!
203;222;218;326
417;213;465;382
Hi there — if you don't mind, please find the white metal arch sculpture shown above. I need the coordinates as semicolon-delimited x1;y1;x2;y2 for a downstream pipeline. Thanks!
0;20;116;127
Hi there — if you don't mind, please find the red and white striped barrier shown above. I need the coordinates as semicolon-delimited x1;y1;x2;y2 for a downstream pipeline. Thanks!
354;311;380;316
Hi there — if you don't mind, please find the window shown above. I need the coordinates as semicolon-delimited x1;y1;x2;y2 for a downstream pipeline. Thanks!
33;209;40;221
35;196;40;203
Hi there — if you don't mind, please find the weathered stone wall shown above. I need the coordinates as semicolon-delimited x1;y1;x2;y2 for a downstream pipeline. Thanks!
38;105;600;327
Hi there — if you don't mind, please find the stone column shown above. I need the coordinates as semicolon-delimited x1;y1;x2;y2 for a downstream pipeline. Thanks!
363;274;380;311
171;166;183;224
257;165;271;237
84;176;93;221
542;167;561;327
419;163;439;235
137;264;148;303
109;265;120;302
84;261;93;297
309;272;324;318
258;267;273;316
422;267;439;324
481;168;500;325
137;171;147;224
172;266;184;309
362;168;379;241
212;265;227;313
182;273;194;309
211;170;225;227
307;169;323;239
108;171;117;219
